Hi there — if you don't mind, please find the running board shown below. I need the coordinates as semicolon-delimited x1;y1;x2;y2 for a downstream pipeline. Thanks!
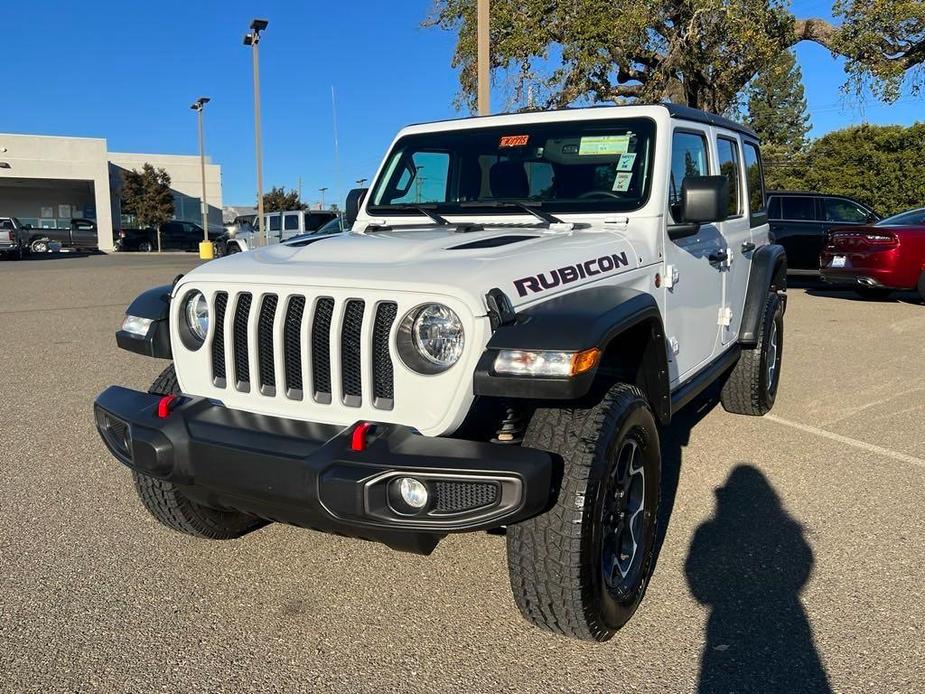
670;346;741;417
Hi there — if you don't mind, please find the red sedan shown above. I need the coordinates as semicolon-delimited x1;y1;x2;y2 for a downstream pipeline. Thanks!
820;207;925;300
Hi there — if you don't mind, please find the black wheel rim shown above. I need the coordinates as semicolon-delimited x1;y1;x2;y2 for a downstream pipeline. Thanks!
600;436;646;594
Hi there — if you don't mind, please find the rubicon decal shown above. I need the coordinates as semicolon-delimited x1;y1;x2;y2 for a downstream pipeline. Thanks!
513;252;630;297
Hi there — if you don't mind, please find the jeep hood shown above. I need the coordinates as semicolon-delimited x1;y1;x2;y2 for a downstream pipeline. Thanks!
182;226;641;314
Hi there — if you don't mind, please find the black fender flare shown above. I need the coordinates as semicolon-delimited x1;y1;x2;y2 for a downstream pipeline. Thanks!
739;244;787;346
115;283;174;359
473;286;671;423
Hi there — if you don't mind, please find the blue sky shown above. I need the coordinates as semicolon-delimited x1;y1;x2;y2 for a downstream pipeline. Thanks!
1;1;921;208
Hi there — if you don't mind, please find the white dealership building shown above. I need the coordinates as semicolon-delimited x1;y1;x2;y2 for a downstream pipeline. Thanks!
0;132;223;251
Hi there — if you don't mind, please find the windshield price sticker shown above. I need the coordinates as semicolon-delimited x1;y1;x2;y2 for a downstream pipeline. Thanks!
500;135;530;148
579;135;630;155
617;153;636;171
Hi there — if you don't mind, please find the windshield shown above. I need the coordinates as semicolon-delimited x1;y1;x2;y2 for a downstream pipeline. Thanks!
876;208;925;227
368;118;655;216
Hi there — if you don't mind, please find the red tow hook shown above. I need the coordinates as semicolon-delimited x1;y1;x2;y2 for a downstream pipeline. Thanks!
156;394;179;419
351;421;375;452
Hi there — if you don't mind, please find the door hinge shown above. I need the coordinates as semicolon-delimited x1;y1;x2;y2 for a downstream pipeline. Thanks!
664;264;680;289
668;336;680;357
718;307;733;327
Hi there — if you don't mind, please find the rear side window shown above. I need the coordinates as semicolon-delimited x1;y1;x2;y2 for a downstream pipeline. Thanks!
269;215;281;232
782;197;816;220
824;198;868;223
716;137;742;217
669;131;710;220
743;142;767;226
284;214;300;231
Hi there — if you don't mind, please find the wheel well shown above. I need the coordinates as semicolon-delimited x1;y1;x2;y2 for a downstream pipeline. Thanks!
591;320;670;424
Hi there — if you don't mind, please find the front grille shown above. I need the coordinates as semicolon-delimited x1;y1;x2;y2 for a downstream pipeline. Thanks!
432;481;499;514
257;294;278;395
232;293;252;391
210;291;395;410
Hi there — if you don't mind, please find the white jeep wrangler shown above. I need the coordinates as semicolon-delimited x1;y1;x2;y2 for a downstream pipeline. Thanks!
95;104;786;642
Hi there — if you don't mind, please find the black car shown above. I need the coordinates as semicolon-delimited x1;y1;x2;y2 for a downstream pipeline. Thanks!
767;191;879;270
116;221;222;252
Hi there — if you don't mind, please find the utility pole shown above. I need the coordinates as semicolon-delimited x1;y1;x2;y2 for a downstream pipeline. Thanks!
477;0;490;115
190;97;211;257
244;19;269;246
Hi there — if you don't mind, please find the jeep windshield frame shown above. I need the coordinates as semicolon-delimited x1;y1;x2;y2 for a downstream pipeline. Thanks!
367;118;656;218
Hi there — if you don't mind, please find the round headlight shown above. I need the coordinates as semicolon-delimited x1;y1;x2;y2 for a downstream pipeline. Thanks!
183;290;210;343
398;303;465;374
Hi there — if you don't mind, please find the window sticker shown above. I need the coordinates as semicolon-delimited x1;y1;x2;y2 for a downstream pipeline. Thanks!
499;135;530;148
616;153;636;171
612;171;633;192
578;135;630;155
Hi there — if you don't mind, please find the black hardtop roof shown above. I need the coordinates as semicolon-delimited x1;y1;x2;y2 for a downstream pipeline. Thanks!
409;103;758;139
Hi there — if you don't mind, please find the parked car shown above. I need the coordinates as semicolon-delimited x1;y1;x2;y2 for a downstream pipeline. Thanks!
25;218;99;252
767;191;879;270
115;221;222;252
0;216;27;260
218;214;348;254
264;209;338;243
820;207;925;300
95;103;788;642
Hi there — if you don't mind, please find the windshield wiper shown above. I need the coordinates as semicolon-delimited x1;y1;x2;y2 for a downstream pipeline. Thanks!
458;200;564;224
382;204;449;225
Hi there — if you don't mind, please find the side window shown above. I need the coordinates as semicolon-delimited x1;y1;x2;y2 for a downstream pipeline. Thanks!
284;214;300;231
767;197;782;219
824;198;868;223
669;130;709;218
742;142;767;225
0;220;13;230
268;215;281;232
782;197;815;221
716;137;742;217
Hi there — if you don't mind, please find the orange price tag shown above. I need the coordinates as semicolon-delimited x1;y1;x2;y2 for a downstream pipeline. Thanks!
499;135;530;148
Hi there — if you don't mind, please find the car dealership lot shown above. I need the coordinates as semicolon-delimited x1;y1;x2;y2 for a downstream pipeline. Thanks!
1;254;923;693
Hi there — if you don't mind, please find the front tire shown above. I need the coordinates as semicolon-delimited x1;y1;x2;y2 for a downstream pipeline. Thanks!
133;365;266;539
721;293;784;416
506;383;661;641
137;239;154;253
30;238;49;254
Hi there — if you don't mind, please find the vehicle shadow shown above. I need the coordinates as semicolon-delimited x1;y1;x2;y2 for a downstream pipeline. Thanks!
684;464;832;693
788;273;922;305
20;250;103;261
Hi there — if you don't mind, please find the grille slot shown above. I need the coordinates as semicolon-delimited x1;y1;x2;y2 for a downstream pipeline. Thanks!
212;292;228;387
341;300;365;406
431;481;499;514
311;298;335;403
232;293;252;391
257;294;278;395
283;296;305;399
372;302;397;409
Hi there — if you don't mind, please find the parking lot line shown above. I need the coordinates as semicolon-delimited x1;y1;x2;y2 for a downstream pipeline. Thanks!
765;414;925;469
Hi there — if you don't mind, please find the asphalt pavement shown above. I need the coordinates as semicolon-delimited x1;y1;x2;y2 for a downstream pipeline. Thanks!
1;252;923;693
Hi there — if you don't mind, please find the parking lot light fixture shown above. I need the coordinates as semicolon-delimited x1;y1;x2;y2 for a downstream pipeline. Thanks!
190;97;211;252
244;19;269;247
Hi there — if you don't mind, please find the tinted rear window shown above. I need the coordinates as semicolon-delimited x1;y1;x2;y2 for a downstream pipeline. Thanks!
782;197;816;221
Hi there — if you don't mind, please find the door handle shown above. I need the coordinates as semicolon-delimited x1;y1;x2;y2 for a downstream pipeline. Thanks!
741;242;756;253
708;249;728;264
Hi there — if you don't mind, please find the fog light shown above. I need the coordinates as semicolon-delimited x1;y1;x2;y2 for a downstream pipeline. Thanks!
398;477;428;509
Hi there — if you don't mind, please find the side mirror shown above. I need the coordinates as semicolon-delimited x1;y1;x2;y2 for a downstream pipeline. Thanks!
669;175;729;239
345;187;368;227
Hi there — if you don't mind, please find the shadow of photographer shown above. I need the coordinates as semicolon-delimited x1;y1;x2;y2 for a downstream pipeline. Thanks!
685;464;831;693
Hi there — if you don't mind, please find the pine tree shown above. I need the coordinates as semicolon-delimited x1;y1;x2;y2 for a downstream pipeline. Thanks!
745;50;812;189
261;187;306;212
121;164;174;228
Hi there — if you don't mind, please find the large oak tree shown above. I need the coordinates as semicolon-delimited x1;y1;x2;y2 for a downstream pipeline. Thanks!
427;0;925;113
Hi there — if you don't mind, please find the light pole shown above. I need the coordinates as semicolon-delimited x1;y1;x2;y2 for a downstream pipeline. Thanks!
356;178;367;187
477;0;490;115
190;97;211;255
319;187;328;208
244;18;269;246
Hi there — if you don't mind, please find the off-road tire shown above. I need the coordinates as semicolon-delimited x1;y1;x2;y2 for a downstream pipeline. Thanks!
854;286;893;301
721;293;784;416
133;364;266;539
506;383;661;641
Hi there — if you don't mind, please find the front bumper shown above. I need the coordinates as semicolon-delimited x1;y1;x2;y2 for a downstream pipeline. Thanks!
93;386;554;554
